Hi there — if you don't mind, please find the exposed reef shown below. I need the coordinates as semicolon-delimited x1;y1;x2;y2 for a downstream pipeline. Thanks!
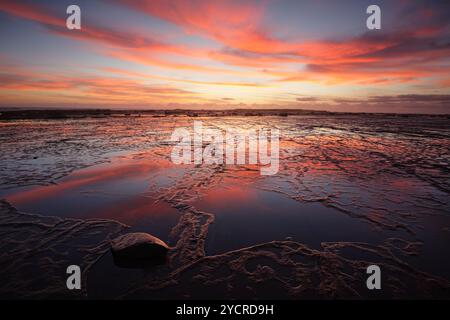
0;113;449;299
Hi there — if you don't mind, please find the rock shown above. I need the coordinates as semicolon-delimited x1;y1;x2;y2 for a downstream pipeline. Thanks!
111;232;169;261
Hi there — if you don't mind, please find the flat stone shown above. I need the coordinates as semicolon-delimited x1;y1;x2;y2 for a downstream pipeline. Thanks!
111;232;169;260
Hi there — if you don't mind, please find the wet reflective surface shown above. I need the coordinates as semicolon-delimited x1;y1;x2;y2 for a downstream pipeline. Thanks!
0;114;449;299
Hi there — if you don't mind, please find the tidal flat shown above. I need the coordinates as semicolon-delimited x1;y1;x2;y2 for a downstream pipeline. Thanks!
0;111;449;299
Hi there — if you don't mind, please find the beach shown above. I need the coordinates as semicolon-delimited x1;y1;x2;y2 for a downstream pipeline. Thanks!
1;111;449;299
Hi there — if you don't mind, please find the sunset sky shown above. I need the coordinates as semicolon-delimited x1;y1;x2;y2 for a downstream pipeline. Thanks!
0;0;449;113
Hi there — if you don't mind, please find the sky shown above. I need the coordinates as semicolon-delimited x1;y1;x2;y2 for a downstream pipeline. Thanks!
0;0;449;113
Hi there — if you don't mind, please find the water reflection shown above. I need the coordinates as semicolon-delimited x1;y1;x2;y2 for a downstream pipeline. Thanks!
193;182;392;255
3;154;182;240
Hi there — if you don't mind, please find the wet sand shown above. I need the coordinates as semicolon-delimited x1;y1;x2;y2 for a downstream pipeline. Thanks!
0;113;449;299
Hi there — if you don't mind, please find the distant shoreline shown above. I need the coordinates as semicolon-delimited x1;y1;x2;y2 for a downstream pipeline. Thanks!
1;108;449;120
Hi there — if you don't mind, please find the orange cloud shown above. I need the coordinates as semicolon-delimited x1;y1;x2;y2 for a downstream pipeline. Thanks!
117;0;291;54
117;0;450;87
0;0;188;52
0;69;209;107
1;0;449;110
